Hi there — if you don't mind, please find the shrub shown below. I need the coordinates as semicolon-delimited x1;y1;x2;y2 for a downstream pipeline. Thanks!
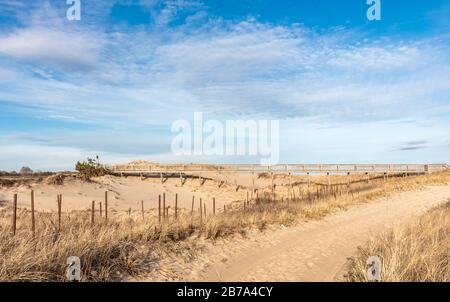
75;156;109;180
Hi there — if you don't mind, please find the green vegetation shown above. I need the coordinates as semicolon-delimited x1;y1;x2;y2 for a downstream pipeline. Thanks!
75;156;109;180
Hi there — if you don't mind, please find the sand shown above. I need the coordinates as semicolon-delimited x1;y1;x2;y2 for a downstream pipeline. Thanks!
0;174;251;214
0;171;351;213
137;183;450;281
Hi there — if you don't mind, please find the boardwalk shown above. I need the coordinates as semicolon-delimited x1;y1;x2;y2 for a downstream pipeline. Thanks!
106;163;449;176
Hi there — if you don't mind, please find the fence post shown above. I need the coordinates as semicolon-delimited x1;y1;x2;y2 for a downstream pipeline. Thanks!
213;197;216;216
191;196;194;215
12;194;17;236
57;194;62;232
141;200;144;220
128;207;131;216
271;172;274;201
31;190;35;237
307;172;310;188
105;191;108;222
158;195;161;224
199;198;202;223
252;172;255;196
175;194;178;219
163;193;166;221
99;201;102;217
91;200;95;225
288;172;292;201
204;203;206;218
327;172;330;187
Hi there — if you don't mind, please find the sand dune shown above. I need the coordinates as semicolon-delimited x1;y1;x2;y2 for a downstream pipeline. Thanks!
0;174;251;213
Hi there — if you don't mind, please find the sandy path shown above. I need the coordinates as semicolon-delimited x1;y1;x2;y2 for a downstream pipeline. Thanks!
194;184;450;281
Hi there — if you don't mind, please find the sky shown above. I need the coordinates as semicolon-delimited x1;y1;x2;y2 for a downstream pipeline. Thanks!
0;0;450;171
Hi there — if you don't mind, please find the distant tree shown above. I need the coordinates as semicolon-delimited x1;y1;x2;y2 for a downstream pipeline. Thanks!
19;166;33;175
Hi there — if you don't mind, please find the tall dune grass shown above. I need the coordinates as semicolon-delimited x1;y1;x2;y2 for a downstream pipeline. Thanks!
0;172;449;281
347;200;450;282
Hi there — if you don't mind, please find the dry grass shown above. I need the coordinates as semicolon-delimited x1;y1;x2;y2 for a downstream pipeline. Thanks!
347;200;450;282
0;171;449;281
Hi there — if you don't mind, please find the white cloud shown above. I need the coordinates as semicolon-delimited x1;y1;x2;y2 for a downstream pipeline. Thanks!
0;27;102;71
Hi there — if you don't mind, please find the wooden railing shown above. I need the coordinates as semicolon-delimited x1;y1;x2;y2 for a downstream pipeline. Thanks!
105;163;449;175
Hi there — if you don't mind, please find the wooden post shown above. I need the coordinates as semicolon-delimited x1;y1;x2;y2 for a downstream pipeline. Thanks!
12;194;17;236
91;200;95;225
204;203;206;217
141;200;144;220
213;197;216;216
272;184;276;202
128;207;131;216
158;195;161;223
271;172;274;201
307;172;310;188
175;194;178;219
99;202;102;217
199;198;202;222
163;193;166;221
252;172;255;196
246;191;249;206
288;172;292;201
191;196;194;215
57;194;62;232
31;190;35;237
223;205;226;213
105;191;108;222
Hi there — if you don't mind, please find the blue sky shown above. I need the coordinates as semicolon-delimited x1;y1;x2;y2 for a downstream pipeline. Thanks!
0;0;450;171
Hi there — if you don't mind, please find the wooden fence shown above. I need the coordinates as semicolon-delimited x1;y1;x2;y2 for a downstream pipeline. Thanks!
5;166;449;237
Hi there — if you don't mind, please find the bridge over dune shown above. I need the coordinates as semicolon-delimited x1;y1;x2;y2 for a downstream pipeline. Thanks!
106;163;449;177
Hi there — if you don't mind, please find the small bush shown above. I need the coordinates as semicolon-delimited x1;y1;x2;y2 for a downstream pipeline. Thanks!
75;156;109;180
